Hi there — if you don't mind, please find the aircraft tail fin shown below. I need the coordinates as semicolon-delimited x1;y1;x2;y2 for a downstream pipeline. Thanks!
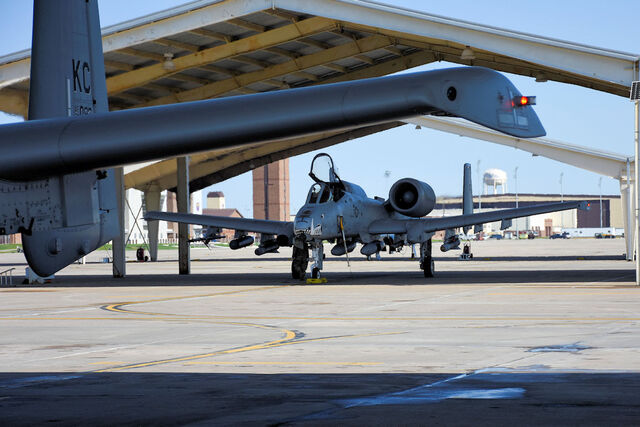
29;0;108;119
21;0;118;277
462;163;473;234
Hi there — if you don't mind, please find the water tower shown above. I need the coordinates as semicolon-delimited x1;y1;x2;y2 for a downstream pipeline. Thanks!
483;169;508;195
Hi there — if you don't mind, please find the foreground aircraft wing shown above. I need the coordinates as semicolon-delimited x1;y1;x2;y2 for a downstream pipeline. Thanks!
145;211;293;238
368;201;590;236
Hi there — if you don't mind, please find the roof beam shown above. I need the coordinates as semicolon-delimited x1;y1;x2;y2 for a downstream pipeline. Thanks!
104;60;135;71
106;16;337;95
262;9;302;23
154;38;201;53
0;87;27;118
185;122;404;192
119;48;164;63
227;18;267;33
125;122;403;192
343;21;636;95
407;116;632;179
189;28;233;43
140;34;393;107
166;73;213;86
314;49;437;86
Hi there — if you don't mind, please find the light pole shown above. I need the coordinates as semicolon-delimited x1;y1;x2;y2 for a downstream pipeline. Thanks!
476;160;482;210
598;177;603;228
560;172;564;230
515;166;519;240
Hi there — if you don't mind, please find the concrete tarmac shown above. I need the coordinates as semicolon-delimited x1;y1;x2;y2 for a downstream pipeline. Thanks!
0;239;639;425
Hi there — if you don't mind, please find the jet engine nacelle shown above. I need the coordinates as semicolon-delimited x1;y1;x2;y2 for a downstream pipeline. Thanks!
388;178;436;218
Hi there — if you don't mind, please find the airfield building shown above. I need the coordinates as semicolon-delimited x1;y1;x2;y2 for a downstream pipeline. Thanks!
435;193;622;237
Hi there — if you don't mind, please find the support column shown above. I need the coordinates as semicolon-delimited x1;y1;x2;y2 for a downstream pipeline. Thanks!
144;185;161;262
620;177;633;261
633;101;640;285
177;156;190;275
112;167;126;278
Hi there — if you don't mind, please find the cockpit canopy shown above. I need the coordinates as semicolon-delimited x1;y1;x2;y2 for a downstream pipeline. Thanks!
307;153;345;203
309;153;340;184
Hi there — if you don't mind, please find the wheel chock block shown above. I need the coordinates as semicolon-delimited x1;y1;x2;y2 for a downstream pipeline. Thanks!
306;278;327;284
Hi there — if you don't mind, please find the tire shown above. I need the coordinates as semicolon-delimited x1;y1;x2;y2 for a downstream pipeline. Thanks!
422;257;434;277
291;245;308;280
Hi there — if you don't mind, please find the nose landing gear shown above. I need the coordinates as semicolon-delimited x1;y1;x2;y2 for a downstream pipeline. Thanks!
310;242;324;279
291;242;309;280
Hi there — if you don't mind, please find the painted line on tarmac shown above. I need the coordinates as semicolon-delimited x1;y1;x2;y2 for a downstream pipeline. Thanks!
95;331;403;373
100;284;289;315
94;323;298;372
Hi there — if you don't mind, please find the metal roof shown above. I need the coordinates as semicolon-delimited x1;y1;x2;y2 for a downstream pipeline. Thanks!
1;0;637;193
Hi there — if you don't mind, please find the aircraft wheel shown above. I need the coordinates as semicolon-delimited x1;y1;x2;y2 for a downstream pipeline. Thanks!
291;245;309;280
312;267;320;279
422;258;435;278
291;264;305;280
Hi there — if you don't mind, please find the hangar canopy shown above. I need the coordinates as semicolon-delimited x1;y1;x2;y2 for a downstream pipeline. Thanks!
0;0;637;193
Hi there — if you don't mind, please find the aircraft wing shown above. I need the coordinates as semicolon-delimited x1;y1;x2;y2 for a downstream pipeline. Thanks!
145;211;293;237
368;201;590;235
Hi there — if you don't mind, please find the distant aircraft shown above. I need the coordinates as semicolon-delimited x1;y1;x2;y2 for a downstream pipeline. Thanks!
0;0;548;277
146;153;589;279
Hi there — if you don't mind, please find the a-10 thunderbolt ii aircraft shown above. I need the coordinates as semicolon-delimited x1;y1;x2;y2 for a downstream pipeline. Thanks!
0;0;553;277
146;153;589;279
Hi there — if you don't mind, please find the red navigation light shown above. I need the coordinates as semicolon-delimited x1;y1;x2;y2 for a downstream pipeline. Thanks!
513;95;536;107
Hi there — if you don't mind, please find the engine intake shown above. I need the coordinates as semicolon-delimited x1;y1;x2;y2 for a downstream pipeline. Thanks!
388;178;436;217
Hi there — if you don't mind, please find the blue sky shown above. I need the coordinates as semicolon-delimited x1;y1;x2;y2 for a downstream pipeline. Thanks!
0;0;638;217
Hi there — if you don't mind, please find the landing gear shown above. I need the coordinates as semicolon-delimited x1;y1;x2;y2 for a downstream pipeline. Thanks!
310;241;324;278
420;239;434;277
291;243;309;280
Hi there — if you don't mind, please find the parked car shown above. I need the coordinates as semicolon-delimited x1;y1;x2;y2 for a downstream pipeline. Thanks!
488;234;503;240
550;232;570;239
595;233;615;239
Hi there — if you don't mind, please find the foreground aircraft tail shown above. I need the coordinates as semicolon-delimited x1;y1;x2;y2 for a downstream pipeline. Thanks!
20;0;119;276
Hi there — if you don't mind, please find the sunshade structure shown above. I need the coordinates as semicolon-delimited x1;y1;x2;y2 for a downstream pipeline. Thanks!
0;0;637;194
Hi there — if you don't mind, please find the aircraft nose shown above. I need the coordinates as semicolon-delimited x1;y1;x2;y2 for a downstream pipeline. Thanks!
294;216;311;235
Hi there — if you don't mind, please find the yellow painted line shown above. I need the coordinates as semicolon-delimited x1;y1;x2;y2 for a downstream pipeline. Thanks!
95;331;402;373
101;285;289;315
184;361;381;366
95;326;296;373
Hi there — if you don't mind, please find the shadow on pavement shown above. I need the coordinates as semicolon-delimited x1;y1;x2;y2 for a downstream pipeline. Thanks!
1;268;634;288
1;371;639;425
